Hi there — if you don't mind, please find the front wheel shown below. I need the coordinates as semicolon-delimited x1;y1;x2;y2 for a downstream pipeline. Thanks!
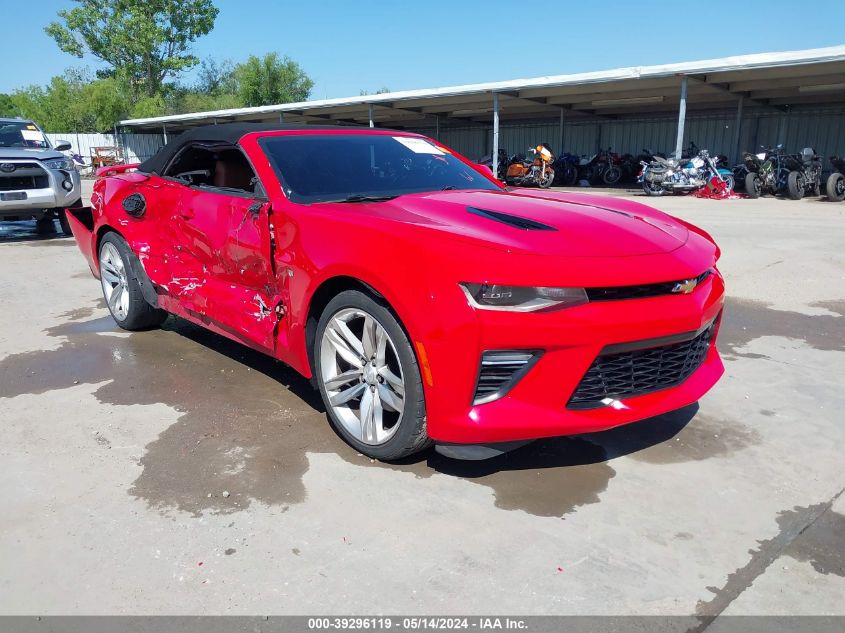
538;168;554;188
826;172;845;201
603;166;622;186
315;290;430;460
745;173;762;198
98;233;167;331
721;174;735;192
787;171;804;200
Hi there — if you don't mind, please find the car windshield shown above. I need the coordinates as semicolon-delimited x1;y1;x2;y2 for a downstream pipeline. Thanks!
0;122;49;149
260;133;502;203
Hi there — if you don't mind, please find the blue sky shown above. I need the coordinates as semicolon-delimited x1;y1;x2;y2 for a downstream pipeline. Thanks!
2;0;844;98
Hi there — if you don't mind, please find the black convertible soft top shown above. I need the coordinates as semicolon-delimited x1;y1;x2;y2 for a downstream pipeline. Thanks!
137;122;362;174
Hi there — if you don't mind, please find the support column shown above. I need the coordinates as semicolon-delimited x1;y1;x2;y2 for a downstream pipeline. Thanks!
162;124;168;144
732;96;744;164
368;104;374;128
492;93;500;178
558;108;565;154
435;115;440;141
279;112;285;123
674;76;688;159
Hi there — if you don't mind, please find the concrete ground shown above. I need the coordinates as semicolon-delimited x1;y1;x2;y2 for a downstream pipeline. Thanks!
0;180;843;617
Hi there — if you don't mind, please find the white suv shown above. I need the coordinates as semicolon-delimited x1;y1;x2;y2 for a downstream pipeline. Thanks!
0;118;82;234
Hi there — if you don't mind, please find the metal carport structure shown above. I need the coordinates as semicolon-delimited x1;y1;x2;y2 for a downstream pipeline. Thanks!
120;45;845;174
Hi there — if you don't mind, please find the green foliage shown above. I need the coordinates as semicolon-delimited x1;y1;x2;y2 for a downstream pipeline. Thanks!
234;53;314;107
360;87;391;96
9;70;130;132
0;94;18;117
45;0;219;97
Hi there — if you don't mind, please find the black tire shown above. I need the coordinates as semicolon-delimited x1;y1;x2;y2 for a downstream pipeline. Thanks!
787;171;804;200
603;166;622;186
745;173;762;198
722;174;735;193
826;173;845;202
57;199;82;236
643;180;665;196
98;232;167;331
538;168;554;189
35;214;55;234
315;289;431;460
562;164;578;186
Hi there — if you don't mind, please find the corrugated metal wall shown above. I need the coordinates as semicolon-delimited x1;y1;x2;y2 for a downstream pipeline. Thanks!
45;132;165;164
414;105;845;167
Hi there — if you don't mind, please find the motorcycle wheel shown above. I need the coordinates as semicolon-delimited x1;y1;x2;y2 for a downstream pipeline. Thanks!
722;174;735;193
826;173;845;201
562;164;578;186
603;166;622;186
539;169;554;189
745;173;762;199
642;180;664;197
787;171;804;200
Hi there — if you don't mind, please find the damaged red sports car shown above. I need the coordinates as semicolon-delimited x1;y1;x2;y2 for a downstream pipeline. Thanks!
67;123;724;460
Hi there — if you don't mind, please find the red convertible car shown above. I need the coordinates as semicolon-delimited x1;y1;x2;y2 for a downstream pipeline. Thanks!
67;123;724;460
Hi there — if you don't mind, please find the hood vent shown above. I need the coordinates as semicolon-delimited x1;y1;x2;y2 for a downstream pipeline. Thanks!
467;206;557;231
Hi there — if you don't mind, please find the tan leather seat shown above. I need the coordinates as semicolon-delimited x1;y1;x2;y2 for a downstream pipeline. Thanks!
213;152;254;191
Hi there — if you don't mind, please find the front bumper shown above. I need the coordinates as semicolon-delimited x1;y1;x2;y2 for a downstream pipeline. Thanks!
422;270;725;444
0;165;81;215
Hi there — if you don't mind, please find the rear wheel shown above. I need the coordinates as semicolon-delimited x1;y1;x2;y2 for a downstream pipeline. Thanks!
643;179;664;196
826;172;845;201
98;233;167;330
745;173;762;198
315;290;430;460
787;171;804;200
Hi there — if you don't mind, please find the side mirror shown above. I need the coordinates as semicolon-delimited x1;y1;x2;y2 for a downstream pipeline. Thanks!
53;140;72;151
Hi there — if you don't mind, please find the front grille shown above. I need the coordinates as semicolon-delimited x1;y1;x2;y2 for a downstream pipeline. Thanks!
567;320;717;410
474;350;540;405
0;175;48;191
586;270;711;302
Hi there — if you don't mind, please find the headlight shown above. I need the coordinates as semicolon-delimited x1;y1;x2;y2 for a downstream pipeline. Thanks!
43;158;75;170
460;283;588;312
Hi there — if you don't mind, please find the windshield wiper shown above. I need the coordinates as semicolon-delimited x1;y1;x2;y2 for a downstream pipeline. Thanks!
335;194;398;203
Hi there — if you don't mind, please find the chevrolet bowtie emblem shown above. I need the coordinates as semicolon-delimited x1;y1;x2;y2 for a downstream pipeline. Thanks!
672;278;698;294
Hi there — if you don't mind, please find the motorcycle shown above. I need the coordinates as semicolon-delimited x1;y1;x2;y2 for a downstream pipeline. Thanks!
781;147;822;200
505;144;555;188
825;156;845;202
640;149;734;197
478;148;509;181
552;152;579;186
743;145;791;198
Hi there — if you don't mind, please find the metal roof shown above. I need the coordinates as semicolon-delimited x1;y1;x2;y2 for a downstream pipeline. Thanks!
120;45;845;130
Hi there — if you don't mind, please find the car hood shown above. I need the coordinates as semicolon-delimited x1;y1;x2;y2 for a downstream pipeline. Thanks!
0;148;65;161
355;189;690;257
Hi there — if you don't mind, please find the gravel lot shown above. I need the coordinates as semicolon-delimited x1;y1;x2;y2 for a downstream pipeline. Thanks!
1;181;843;617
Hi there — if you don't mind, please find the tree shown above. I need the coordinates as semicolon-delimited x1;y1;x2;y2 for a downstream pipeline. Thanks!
45;0;219;97
234;53;313;107
9;70;130;132
0;94;18;117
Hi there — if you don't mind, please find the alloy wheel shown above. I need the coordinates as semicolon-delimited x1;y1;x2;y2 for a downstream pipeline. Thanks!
319;308;406;445
100;242;130;321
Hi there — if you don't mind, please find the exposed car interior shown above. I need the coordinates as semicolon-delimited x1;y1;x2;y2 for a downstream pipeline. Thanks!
164;144;259;195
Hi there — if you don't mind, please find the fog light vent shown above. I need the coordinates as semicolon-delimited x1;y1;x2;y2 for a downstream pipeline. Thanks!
473;350;541;405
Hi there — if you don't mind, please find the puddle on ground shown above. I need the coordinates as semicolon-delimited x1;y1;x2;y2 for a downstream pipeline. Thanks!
693;498;845;629
782;509;845;577
1;306;757;518
0;220;71;244
719;297;845;357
